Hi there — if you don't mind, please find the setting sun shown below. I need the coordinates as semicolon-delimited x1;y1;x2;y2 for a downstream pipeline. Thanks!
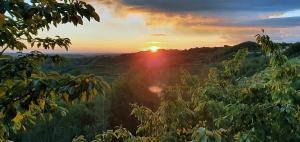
149;46;159;52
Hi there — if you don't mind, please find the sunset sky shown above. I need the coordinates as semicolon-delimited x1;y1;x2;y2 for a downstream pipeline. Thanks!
35;0;300;53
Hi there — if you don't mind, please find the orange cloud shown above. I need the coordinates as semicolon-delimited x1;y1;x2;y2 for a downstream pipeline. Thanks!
88;0;223;26
150;33;167;36
82;0;295;48
132;8;222;27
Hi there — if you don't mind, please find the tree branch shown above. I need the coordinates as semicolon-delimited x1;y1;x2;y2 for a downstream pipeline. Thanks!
0;46;9;56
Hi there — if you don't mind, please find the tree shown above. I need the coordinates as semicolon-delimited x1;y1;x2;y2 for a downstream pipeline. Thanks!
88;32;300;142
0;0;99;55
0;0;107;140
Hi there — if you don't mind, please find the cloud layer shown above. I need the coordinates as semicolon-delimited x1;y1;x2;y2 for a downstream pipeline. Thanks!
122;0;300;13
91;0;300;46
95;0;300;27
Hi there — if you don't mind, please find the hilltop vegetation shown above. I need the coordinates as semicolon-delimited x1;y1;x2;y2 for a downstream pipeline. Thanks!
45;41;261;81
0;0;104;141
9;40;300;141
2;1;300;141
82;33;300;142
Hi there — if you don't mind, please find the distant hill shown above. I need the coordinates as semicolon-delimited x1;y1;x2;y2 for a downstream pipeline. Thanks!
41;41;300;83
232;41;260;51
42;41;264;83
6;40;298;84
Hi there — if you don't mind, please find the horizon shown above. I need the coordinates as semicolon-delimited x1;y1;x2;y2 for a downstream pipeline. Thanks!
4;40;255;55
5;40;297;55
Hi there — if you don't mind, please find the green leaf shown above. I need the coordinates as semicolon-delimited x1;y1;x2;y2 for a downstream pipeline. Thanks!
91;12;100;22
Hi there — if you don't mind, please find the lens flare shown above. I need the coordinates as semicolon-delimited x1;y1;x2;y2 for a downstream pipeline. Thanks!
148;86;162;94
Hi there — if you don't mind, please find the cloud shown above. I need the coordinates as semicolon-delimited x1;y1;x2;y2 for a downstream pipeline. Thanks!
235;16;300;27
85;0;129;17
88;0;300;45
204;16;300;28
93;0;300;28
133;10;223;27
122;0;300;13
91;0;300;15
150;33;167;36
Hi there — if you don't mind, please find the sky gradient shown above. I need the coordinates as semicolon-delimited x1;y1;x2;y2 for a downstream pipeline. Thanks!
33;0;300;53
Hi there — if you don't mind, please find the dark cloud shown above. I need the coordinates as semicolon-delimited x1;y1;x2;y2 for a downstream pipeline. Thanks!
101;0;300;28
92;0;300;43
219;16;300;27
121;0;300;13
240;16;300;27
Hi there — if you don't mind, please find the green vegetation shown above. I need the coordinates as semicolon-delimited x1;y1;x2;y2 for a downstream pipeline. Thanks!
3;34;300;141
0;0;105;141
16;95;110;142
2;1;300;142
10;32;298;142
85;31;300;142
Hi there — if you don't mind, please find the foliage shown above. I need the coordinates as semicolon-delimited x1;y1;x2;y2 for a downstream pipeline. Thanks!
15;95;110;142
0;51;110;140
256;31;288;67
2;2;300;141
84;32;300;142
0;0;100;55
0;0;104;141
284;42;300;57
239;55;267;77
109;72;160;132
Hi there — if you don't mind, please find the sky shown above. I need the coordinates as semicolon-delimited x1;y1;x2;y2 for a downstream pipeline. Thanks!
36;0;300;53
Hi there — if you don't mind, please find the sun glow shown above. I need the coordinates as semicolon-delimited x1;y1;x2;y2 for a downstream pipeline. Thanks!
149;46;159;52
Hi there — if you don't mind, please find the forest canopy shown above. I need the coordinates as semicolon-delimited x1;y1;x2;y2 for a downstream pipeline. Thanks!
1;1;300;142
0;0;106;141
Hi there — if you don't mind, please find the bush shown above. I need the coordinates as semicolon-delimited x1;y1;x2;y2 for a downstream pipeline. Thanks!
16;95;110;142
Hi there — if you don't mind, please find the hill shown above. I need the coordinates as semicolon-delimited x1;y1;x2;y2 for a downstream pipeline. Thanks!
44;41;261;82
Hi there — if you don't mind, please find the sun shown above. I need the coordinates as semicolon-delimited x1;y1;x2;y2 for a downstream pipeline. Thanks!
149;46;159;52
